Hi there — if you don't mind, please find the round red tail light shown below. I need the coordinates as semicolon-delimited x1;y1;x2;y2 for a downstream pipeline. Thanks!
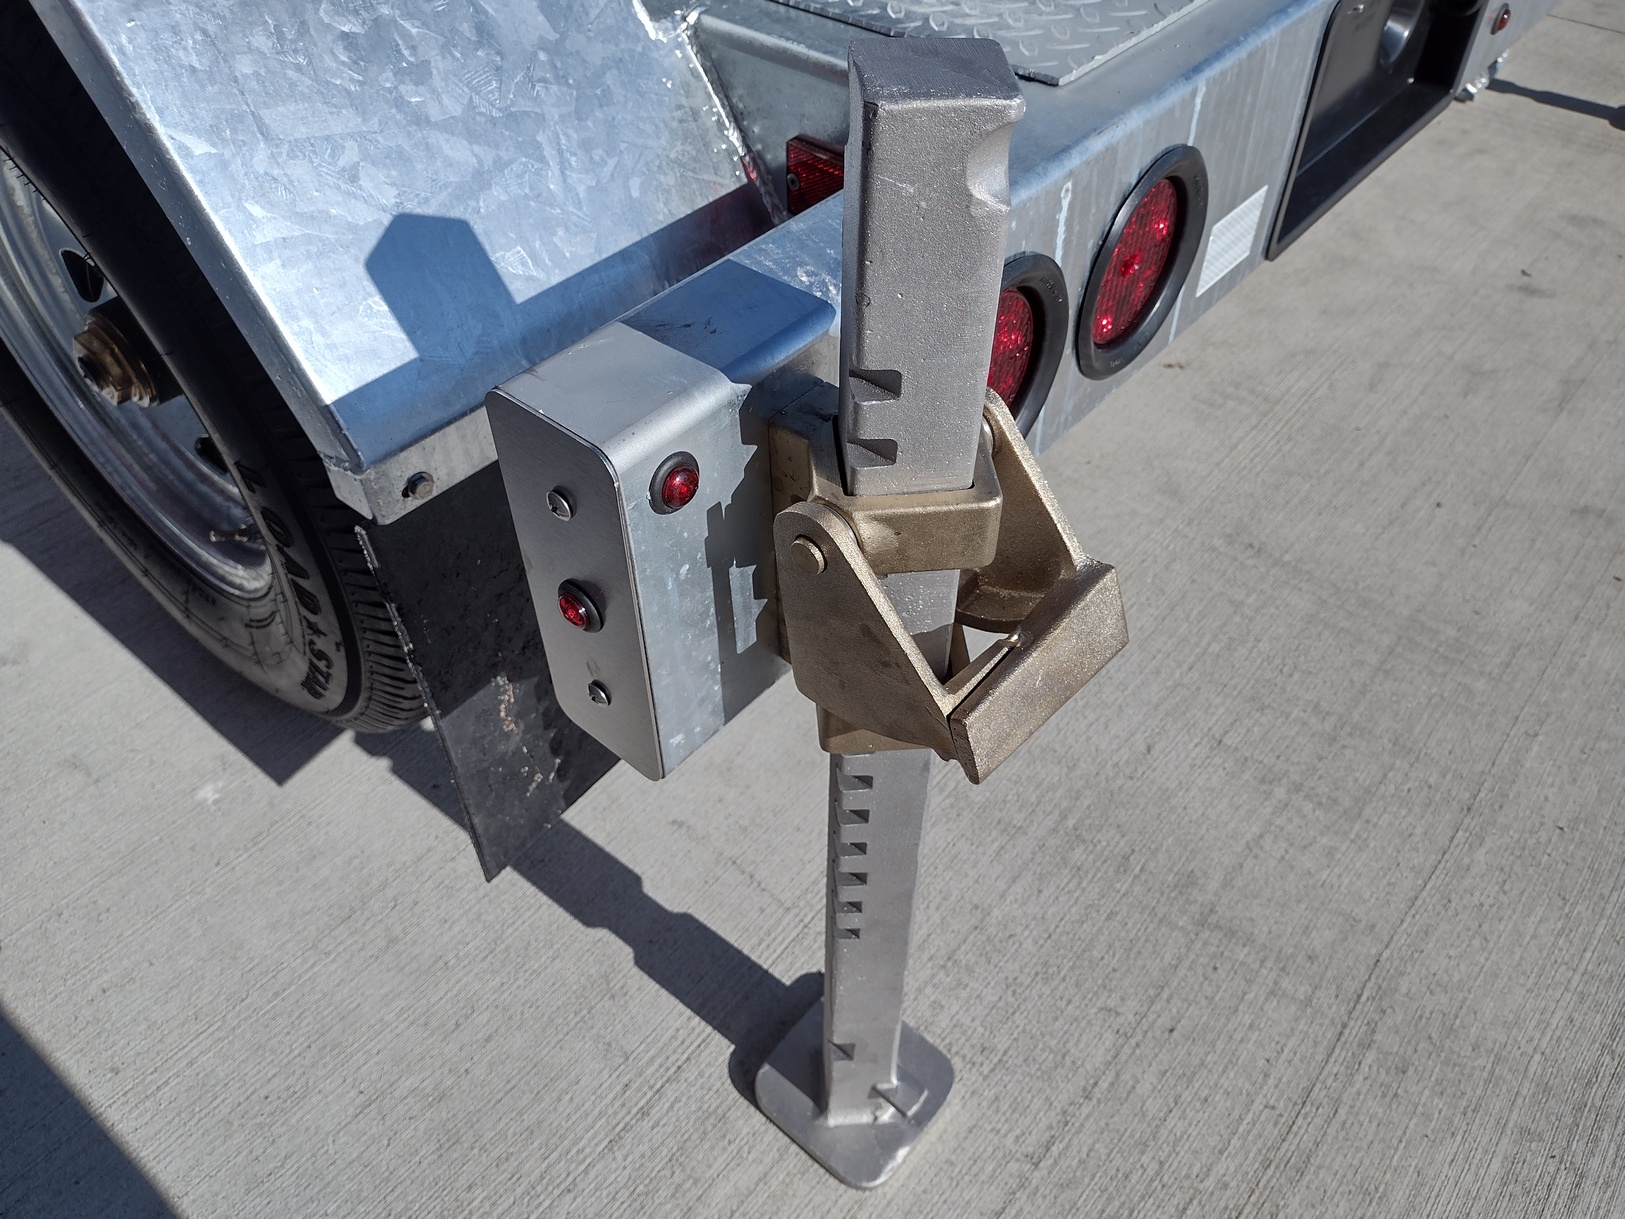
1090;179;1178;347
987;288;1035;409
986;253;1068;434
1076;145;1208;382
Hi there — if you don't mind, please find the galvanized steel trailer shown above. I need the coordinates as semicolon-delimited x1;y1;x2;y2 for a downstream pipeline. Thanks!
0;0;1557;1185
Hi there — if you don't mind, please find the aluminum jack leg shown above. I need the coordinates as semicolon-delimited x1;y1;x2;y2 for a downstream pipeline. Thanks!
755;748;954;1188
755;34;1024;1188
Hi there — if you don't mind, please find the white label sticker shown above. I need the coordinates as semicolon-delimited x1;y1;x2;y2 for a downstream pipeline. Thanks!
1197;187;1269;296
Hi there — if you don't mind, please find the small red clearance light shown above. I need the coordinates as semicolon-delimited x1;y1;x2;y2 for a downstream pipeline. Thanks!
1091;178;1180;347
987;288;1035;409
660;463;700;512
786;135;844;216
1492;4;1511;32
557;581;601;632
651;452;700;514
559;589;589;628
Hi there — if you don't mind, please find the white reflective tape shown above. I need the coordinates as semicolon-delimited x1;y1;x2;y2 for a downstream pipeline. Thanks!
1197;186;1269;296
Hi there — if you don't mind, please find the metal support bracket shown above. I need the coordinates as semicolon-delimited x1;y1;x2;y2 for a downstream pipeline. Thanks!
771;388;1128;783
769;382;1004;580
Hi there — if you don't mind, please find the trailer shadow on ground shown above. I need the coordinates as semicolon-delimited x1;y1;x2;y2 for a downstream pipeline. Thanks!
2;400;823;1107
0;1007;177;1219
354;725;823;1105
1487;76;1625;129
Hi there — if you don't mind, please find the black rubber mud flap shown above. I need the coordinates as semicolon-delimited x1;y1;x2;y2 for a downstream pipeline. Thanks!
359;462;618;878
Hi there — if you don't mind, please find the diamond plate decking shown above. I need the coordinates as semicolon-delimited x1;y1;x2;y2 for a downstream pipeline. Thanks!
764;0;1210;85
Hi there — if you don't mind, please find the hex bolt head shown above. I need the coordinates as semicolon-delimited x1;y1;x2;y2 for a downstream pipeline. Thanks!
72;312;160;408
404;471;436;501
790;535;827;575
546;487;574;520
587;680;611;706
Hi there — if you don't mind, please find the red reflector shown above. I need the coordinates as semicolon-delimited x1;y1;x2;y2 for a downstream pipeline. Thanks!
987;288;1035;409
1492;3;1510;32
1091;178;1179;347
660;463;700;511
786;136;844;216
557;581;601;632
559;588;591;629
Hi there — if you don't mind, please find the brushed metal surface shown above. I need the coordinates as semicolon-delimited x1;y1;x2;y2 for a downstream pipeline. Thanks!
490;258;835;778
489;319;808;780
837;37;1024;497
486;339;664;781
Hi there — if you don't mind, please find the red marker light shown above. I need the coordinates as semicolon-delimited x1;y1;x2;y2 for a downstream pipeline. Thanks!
987;288;1035;410
1492;4;1511;32
1091;178;1180;347
660;463;700;512
786;135;844;216
557;581;601;632
559;590;589;628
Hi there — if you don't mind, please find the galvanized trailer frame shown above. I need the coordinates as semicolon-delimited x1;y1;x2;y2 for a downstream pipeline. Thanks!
20;0;1556;872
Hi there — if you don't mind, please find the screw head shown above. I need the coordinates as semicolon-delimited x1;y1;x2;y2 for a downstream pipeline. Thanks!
587;680;611;706
546;487;574;520
790;535;826;575
404;471;435;501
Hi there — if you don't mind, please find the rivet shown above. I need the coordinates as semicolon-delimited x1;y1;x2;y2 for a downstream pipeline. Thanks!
791;535;827;575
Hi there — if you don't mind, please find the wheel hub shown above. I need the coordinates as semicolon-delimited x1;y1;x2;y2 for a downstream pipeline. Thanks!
0;154;272;597
73;307;162;407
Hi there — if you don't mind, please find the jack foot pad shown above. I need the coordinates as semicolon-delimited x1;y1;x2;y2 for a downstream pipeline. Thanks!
754;1000;955;1188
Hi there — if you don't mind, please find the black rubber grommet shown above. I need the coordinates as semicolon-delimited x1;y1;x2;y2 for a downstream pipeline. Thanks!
649;450;700;515
1076;145;1209;381
997;252;1069;435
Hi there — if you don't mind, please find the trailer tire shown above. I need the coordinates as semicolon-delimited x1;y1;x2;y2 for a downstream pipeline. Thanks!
0;0;423;732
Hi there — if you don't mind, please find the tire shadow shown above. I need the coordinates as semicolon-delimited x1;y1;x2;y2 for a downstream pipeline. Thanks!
0;423;341;784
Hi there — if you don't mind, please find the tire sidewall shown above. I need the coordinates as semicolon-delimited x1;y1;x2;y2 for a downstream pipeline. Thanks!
0;42;360;716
